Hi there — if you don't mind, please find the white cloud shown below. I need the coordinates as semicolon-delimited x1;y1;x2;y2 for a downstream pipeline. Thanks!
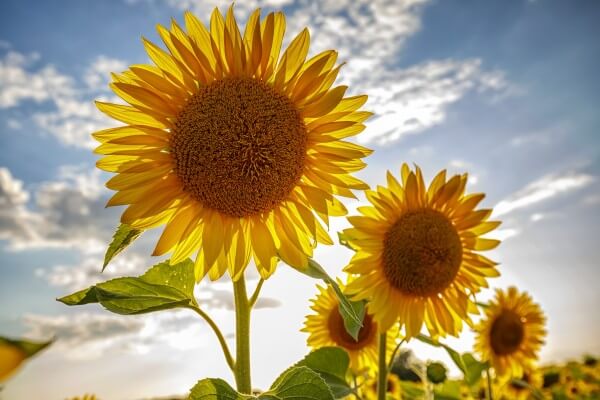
493;171;594;217
23;311;204;360
0;165;116;252
84;56;127;90
0;51;74;108
0;51;123;149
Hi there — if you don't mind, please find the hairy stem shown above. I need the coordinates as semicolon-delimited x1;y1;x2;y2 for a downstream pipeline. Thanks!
188;306;235;371
233;276;252;394
377;332;388;400
249;278;265;308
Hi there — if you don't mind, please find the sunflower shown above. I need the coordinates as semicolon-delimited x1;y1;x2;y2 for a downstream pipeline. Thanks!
0;342;25;382
500;370;543;400
93;6;371;281
360;373;403;399
474;287;546;378
343;163;501;338
302;282;398;374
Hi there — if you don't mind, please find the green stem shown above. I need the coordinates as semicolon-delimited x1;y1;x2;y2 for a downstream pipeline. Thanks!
377;332;388;400
248;278;265;308
486;368;494;400
233;275;252;394
188;306;235;371
386;338;405;373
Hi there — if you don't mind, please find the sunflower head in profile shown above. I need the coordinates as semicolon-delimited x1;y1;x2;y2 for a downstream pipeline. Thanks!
93;6;372;281
343;163;501;339
301;281;398;375
474;287;546;378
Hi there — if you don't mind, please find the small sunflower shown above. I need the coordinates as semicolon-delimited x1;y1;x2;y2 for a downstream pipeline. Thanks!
0;343;25;382
500;370;543;400
343;163;501;338
361;373;403;399
474;287;546;377
94;6;371;281
302;282;398;374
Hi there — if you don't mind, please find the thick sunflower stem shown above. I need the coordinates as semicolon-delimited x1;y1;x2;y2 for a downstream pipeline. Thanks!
377;332;388;400
233;275;252;394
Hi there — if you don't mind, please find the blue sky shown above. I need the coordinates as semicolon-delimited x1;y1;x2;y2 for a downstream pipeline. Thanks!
1;0;599;399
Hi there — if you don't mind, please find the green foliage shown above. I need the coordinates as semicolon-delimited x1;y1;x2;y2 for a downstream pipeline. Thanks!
189;367;333;400
0;337;52;359
58;259;198;315
433;380;462;400
189;378;253;399
416;335;487;386
293;258;364;340
427;362;448;384
262;366;334;399
103;224;143;271
294;347;352;398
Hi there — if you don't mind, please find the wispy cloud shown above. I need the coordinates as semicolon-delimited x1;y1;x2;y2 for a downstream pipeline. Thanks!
0;50;123;149
0;165;116;252
493;171;594;217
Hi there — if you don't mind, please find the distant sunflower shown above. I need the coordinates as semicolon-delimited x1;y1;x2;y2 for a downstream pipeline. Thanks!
474;287;546;377
361;373;403;399
501;370;543;400
93;6;371;281
302;282;398;374
344;164;501;338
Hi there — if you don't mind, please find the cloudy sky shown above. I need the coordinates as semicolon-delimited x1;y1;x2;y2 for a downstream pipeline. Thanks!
1;0;599;399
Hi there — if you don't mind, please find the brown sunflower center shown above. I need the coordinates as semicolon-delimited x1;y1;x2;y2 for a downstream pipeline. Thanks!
490;309;525;356
382;209;463;297
327;306;376;350
170;77;307;218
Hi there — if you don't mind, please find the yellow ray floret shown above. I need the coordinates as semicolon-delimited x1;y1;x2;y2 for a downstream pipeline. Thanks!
302;281;398;375
474;286;546;378
93;5;372;281
343;163;501;339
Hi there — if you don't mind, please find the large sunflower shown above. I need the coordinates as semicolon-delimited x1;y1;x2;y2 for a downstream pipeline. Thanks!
474;287;546;377
302;282;398;375
343;163;501;338
93;6;371;281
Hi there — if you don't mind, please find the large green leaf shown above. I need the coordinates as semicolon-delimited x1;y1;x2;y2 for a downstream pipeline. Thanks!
295;347;351;398
58;259;197;315
292;258;364;340
189;378;252;400
262;366;334;400
103;224;143;271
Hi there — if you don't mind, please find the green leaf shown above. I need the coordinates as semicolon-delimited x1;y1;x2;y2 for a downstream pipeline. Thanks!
433;380;462;400
58;259;198;315
295;347;352;398
262;366;334;400
293;258;364;340
189;378;253;400
461;353;487;386
416;335;466;375
103;224;143;271
0;337;52;359
416;335;488;387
